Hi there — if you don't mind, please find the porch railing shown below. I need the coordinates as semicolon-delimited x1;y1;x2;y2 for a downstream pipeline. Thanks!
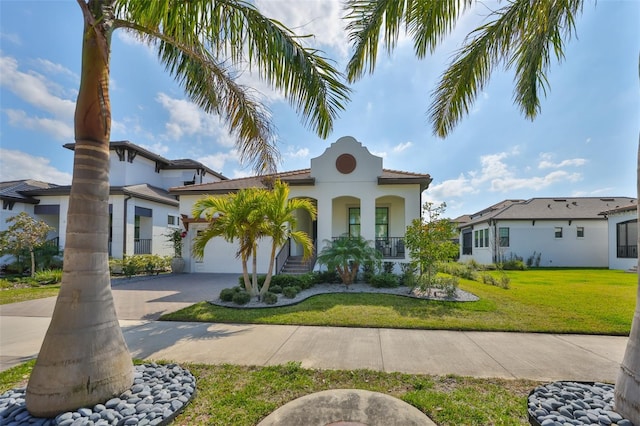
275;238;291;274
134;239;152;255
375;237;405;259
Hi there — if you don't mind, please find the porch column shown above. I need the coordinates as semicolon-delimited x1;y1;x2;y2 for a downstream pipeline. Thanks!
316;197;332;250
360;194;376;243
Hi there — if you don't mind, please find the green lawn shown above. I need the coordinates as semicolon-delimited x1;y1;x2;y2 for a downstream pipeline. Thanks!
161;269;637;335
0;361;538;425
0;282;60;305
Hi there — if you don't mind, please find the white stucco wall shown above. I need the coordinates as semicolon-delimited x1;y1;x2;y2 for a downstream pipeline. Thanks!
607;210;638;270
460;219;609;267
110;155;164;188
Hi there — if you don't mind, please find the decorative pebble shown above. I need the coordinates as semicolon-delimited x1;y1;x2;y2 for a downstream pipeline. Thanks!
0;363;195;425
528;381;632;426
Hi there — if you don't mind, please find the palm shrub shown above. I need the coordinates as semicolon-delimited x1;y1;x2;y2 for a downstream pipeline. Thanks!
317;235;381;287
33;269;63;285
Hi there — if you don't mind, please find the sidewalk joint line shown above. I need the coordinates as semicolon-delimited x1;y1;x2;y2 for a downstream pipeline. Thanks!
264;325;301;366
463;331;517;379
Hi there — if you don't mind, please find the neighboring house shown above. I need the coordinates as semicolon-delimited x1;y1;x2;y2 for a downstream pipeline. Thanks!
0;141;226;261
458;197;636;268
171;136;432;274
601;203;638;271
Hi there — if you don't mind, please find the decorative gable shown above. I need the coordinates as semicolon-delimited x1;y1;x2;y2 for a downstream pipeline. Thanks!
310;136;383;183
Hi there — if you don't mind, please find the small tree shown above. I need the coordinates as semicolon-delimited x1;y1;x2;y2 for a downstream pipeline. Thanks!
317;235;381;287
0;212;54;277
404;202;458;291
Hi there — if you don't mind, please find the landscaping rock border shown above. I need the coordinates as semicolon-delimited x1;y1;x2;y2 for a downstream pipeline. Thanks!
210;282;480;309
528;381;632;426
0;363;195;426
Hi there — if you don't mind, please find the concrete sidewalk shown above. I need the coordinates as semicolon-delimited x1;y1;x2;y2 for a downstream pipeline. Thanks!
0;274;628;383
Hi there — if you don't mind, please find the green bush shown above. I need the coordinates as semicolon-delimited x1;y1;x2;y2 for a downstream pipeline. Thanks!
262;291;278;305
501;259;526;270
480;273;511;289
271;274;297;288
433;275;459;299
111;255;170;277
282;286;300;298
382;262;395;274
314;270;340;284
369;273;399;288
296;273;316;290
33;269;62;285
232;290;252;305
399;263;417;287
270;285;282;294
220;287;241;302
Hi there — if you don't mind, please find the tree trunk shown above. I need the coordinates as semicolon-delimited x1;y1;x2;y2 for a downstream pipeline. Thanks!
30;249;36;278
26;1;133;417
260;244;278;296
614;138;640;423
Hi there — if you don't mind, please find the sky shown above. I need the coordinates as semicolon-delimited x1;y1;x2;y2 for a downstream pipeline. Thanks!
0;1;638;220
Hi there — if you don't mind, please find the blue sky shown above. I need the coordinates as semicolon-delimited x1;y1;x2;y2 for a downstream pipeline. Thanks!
0;0;638;219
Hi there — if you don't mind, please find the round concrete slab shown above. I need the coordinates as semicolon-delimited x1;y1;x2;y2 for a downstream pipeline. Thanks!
257;389;436;426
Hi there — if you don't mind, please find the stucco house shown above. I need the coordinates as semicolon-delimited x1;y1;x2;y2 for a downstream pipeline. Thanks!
458;197;636;268
171;136;432;274
0;141;226;260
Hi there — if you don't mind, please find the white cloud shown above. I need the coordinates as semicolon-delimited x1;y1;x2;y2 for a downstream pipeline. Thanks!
0;149;72;184
140;142;170;156
490;170;581;192
255;0;349;58
538;153;587;169
286;147;310;159
156;93;236;147
427;174;476;199
0;55;75;119
34;58;78;82
198;150;240;172
393;141;413;153
0;32;22;45
5;109;73;141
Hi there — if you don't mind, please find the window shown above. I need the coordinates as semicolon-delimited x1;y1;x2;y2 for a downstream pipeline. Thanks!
375;207;389;239
554;227;563;238
577;227;584;238
499;227;510;247
134;215;141;240
168;215;177;226
475;228;489;248
462;230;472;255
617;220;638;258
349;207;360;237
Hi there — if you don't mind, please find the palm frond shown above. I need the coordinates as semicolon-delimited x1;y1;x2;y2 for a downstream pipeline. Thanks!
429;0;583;137
344;0;472;82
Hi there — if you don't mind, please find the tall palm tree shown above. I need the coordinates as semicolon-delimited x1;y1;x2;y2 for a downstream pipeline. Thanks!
317;235;381;287
193;188;267;296
343;0;639;422
26;0;350;417
260;181;317;297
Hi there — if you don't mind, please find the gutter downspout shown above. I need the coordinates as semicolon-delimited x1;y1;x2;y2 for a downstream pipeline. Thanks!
123;195;132;257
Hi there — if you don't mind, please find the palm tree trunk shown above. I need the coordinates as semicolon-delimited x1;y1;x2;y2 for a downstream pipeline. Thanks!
26;1;132;417
260;244;278;296
614;139;640;423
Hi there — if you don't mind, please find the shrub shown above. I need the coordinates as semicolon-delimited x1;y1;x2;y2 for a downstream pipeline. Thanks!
262;291;278;305
282;286;300;298
501;259;526;270
33;269;62;285
313;270;340;284
433;275;459;299
369;273;399;288
271;274;298;288
270;285;282;294
296;273;316;290
382;261;395;274
480;273;510;289
399;263;417;287
220;287;241;302
232;290;252;305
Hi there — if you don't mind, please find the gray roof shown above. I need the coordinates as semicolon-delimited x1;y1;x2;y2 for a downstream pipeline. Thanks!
462;197;636;227
0;180;59;204
169;168;432;194
63;140;227;180
23;183;178;206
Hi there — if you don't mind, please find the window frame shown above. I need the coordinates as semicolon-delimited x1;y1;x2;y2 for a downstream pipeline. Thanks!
554;227;563;238
348;207;361;238
499;227;510;247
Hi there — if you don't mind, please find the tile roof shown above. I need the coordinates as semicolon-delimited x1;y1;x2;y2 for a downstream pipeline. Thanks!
0;180;59;203
462;197;636;227
63;141;227;180
169;168;432;194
